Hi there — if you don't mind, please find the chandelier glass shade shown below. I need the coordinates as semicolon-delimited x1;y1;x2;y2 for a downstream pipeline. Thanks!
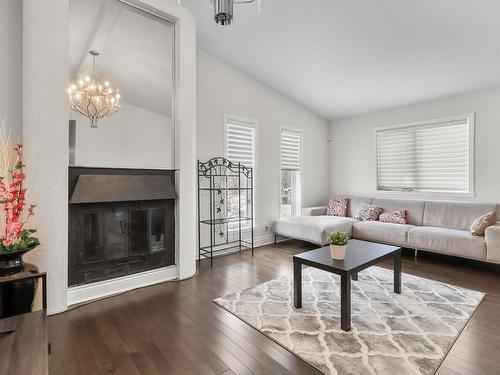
67;51;121;128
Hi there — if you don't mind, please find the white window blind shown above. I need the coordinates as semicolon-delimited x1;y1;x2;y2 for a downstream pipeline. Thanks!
280;129;301;171
376;115;473;194
226;120;255;168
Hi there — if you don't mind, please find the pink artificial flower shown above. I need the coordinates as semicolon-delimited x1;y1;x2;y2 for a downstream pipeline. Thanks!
0;144;36;247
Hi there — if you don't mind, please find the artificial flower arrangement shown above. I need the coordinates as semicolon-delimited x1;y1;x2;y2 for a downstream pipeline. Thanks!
0;143;39;253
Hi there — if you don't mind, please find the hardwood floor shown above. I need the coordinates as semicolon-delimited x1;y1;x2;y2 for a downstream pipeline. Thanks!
48;241;500;375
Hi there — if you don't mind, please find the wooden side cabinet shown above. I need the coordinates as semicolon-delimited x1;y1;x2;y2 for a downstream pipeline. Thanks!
0;269;48;375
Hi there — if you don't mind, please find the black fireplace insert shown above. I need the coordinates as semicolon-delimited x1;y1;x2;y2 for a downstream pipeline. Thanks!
68;167;176;287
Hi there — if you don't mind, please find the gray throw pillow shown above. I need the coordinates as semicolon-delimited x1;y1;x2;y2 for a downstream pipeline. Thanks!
354;203;383;221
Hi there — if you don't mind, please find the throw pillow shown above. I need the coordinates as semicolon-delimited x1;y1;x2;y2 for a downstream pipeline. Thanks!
470;211;497;236
354;203;383;221
326;197;349;217
379;210;408;224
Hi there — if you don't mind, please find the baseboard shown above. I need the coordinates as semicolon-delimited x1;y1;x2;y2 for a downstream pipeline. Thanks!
67;266;178;306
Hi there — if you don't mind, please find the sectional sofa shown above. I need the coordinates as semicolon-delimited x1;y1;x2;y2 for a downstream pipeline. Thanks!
273;197;500;264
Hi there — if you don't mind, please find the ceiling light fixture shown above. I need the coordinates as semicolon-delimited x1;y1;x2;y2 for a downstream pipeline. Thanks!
213;0;255;26
67;50;121;128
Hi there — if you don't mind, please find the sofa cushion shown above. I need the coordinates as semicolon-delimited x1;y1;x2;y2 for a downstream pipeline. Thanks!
332;195;373;218
423;201;498;231
408;226;486;260
273;216;358;245
347;197;373;218
353;203;383;221
352;221;415;246
379;210;408;224
326;197;348;217
372;198;425;226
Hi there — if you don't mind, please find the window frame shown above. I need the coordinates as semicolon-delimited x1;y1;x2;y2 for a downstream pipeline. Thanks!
278;126;303;218
374;113;475;198
224;114;257;231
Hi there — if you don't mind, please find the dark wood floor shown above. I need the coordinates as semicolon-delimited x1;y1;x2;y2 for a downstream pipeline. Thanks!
48;241;500;375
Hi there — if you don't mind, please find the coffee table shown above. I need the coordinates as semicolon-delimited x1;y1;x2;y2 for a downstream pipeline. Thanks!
293;239;402;331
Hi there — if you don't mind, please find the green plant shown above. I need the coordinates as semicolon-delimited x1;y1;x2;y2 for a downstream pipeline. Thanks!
327;231;349;246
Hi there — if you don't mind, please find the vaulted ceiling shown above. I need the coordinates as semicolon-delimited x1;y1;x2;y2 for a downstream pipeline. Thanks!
70;0;174;118
182;0;500;120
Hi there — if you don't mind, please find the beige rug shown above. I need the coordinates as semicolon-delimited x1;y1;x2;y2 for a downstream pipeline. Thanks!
214;266;484;375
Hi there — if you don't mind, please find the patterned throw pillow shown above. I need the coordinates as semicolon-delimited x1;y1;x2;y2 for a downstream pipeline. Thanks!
379;210;408;224
326;197;349;217
354;203;383;221
470;211;497;236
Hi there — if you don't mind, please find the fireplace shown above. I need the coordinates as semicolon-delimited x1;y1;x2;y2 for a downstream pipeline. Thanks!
68;167;176;287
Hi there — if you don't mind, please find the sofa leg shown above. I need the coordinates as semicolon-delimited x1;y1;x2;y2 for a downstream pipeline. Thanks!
414;249;418;258
274;234;277;245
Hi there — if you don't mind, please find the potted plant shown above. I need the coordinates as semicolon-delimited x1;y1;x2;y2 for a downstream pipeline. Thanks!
0;125;40;318
327;231;349;260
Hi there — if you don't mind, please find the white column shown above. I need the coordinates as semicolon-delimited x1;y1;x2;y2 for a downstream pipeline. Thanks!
175;6;197;279
23;0;69;314
0;0;23;141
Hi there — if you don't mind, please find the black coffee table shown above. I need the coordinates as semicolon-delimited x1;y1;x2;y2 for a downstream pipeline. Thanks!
293;239;402;331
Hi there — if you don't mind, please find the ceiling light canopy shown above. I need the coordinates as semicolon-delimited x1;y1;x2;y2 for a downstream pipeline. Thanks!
67;50;121;128
213;0;254;26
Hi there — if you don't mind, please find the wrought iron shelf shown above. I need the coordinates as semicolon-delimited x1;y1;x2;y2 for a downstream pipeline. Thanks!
198;187;252;191
200;217;252;225
197;157;254;267
199;241;253;254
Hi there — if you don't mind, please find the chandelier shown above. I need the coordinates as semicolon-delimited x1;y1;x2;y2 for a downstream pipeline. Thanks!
67;50;121;128
213;0;255;25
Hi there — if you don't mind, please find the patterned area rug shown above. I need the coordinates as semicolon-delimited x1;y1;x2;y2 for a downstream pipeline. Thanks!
214;266;484;375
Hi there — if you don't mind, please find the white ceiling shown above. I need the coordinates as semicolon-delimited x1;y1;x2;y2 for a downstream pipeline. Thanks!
182;0;500;120
70;0;174;118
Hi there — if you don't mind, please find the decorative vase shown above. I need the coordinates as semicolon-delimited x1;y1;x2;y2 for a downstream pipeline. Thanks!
0;246;38;319
330;244;347;260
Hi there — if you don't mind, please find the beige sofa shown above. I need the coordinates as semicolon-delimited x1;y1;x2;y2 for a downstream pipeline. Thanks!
273;197;500;264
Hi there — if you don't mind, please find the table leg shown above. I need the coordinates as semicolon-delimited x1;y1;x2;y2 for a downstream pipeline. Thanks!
351;273;358;281
340;274;351;331
293;260;302;308
394;249;402;294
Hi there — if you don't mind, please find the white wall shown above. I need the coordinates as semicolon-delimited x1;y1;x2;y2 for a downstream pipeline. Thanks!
0;0;23;142
73;101;173;169
329;87;500;203
197;49;330;242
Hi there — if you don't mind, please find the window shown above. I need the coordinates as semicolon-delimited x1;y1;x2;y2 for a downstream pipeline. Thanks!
280;127;302;217
375;114;474;195
225;115;256;228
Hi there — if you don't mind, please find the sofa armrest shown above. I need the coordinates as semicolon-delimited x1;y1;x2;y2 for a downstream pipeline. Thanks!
485;223;500;262
302;206;327;216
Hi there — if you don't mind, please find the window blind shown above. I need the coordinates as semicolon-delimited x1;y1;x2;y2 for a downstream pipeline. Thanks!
280;129;301;171
226;120;255;168
376;116;472;193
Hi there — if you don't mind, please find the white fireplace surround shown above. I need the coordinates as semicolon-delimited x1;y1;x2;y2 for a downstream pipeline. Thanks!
23;0;197;314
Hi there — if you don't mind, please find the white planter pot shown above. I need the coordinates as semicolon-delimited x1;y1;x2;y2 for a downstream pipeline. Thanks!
330;244;347;260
